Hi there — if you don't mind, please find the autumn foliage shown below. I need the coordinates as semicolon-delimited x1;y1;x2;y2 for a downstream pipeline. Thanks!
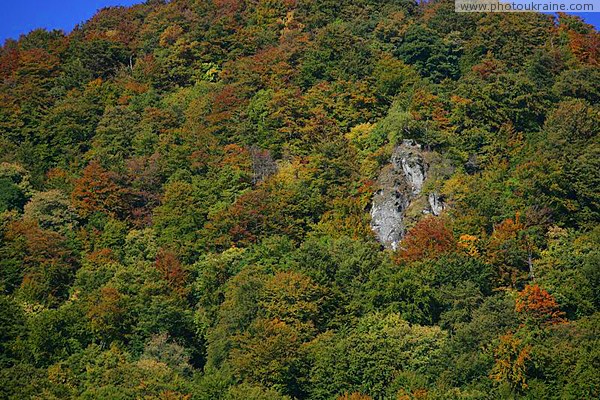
490;332;532;390
516;284;566;326
0;0;598;398
397;217;455;262
155;248;188;294
71;161;129;218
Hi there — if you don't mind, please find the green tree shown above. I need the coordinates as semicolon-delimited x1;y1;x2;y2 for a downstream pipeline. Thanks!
308;313;447;399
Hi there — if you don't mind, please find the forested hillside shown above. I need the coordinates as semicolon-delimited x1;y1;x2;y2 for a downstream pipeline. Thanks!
0;0;599;398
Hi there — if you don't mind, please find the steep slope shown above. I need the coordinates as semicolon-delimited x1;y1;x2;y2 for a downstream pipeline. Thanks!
0;0;599;399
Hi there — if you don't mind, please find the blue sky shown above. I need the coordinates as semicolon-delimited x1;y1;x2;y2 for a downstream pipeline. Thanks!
0;0;142;43
0;0;598;44
575;13;600;27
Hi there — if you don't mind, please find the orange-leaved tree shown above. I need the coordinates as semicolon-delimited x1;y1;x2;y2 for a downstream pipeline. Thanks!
515;284;565;326
490;332;531;391
486;213;535;287
155;248;188;295
71;161;129;218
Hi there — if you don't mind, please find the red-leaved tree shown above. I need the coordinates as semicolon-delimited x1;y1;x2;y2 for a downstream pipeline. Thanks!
398;217;455;262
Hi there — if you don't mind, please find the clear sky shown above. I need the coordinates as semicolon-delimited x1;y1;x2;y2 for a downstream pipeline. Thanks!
0;0;598;44
0;0;142;43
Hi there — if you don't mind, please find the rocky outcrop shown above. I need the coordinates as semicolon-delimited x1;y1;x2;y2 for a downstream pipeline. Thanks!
370;140;445;249
370;140;425;249
427;192;445;216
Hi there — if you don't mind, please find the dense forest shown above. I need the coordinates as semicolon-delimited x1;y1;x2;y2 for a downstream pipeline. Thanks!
0;0;599;398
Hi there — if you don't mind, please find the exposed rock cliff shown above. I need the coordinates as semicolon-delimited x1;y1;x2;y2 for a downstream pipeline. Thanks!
427;192;444;216
370;140;445;249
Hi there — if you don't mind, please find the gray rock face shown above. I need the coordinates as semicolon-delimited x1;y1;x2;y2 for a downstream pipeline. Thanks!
428;192;445;216
370;140;427;250
399;149;426;196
